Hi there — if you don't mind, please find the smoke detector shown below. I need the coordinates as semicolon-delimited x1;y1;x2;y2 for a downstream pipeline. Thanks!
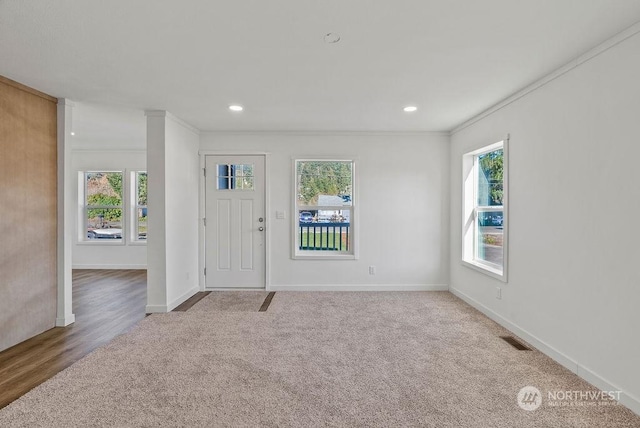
324;33;341;44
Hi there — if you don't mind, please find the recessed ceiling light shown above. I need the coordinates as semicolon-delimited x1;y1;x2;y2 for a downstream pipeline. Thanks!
70;132;75;136
403;106;418;112
324;33;341;44
229;105;243;112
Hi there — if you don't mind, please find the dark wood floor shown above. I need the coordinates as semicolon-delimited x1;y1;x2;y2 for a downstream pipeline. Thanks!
0;269;147;409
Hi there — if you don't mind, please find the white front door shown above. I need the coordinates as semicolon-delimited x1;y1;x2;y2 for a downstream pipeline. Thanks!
205;155;265;289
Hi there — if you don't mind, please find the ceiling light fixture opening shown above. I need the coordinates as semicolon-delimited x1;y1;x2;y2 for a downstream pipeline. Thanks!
403;106;418;113
324;33;341;44
229;105;244;112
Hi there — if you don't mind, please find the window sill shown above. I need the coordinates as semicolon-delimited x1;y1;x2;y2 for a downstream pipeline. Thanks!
293;253;357;261
462;259;507;282
77;240;125;246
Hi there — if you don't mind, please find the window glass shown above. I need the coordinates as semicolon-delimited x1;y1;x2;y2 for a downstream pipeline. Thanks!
85;172;124;241
463;142;507;278
295;160;354;257
134;172;147;241
217;164;254;190
297;161;352;206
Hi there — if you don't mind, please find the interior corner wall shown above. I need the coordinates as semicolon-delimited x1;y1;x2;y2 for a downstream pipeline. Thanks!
146;112;199;312
0;77;58;351
199;133;450;290
449;32;640;412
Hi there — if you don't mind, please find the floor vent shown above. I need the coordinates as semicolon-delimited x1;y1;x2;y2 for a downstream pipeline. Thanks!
259;292;276;312
500;336;531;351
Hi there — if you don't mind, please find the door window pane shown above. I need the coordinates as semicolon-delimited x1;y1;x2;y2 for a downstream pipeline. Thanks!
217;164;255;190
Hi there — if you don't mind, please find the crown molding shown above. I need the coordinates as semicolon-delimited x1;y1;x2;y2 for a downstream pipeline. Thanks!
201;130;450;138
451;20;640;135
145;110;200;135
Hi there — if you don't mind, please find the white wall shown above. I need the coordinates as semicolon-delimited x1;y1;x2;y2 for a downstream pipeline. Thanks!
146;111;200;312
71;150;147;268
449;32;640;413
200;133;450;290
70;103;147;269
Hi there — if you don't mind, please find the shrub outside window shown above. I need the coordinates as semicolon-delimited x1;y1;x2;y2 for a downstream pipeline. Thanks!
83;171;124;241
132;171;147;242
462;140;508;280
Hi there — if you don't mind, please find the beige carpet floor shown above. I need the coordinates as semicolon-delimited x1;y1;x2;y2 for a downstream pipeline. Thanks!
0;291;638;427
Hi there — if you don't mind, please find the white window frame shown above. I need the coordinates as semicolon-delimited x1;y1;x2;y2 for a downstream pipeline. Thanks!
130;171;148;244
79;170;125;245
292;158;358;260
462;139;508;281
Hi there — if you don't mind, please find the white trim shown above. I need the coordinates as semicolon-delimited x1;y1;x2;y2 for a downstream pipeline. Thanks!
451;21;640;135
55;314;75;327
201;130;449;137
57;98;75;107
461;260;504;282
198;154;206;291
146;285;199;313
264;153;271;290
450;287;577;372
201;153;269;290
449;287;640;416
56;98;75;327
167;285;200;311
145;304;168;313
461;139;508;282
268;284;449;291
144;110;201;135
72;264;147;270
71;149;147;154
76;240;126;246
577;366;640;417
292;158;357;259
199;150;270;156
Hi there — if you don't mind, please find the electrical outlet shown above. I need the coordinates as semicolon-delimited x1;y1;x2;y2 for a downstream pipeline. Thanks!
496;286;502;300
369;266;376;275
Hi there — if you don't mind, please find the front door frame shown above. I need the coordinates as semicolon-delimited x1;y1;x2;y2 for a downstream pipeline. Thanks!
198;151;270;291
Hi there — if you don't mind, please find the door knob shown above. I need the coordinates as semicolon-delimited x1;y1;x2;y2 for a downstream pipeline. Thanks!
258;217;264;222
259;227;264;232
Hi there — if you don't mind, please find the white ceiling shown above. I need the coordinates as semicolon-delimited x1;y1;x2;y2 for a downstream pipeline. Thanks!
2;1;640;132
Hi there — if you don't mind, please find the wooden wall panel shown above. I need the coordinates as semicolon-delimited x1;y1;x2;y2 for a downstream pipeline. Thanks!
0;76;57;352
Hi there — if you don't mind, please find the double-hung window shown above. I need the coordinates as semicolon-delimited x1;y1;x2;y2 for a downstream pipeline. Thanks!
132;171;148;242
294;159;356;259
462;140;507;280
83;171;124;242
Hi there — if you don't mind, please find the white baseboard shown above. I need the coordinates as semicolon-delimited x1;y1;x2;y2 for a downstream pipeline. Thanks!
72;264;147;270
577;364;640;416
55;314;75;327
145;304;168;313
168;285;200;311
449;287;640;417
145;285;200;313
268;284;449;291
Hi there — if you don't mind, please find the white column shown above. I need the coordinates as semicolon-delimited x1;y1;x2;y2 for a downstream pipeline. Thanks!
145;110;200;313
56;99;75;326
145;111;168;312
